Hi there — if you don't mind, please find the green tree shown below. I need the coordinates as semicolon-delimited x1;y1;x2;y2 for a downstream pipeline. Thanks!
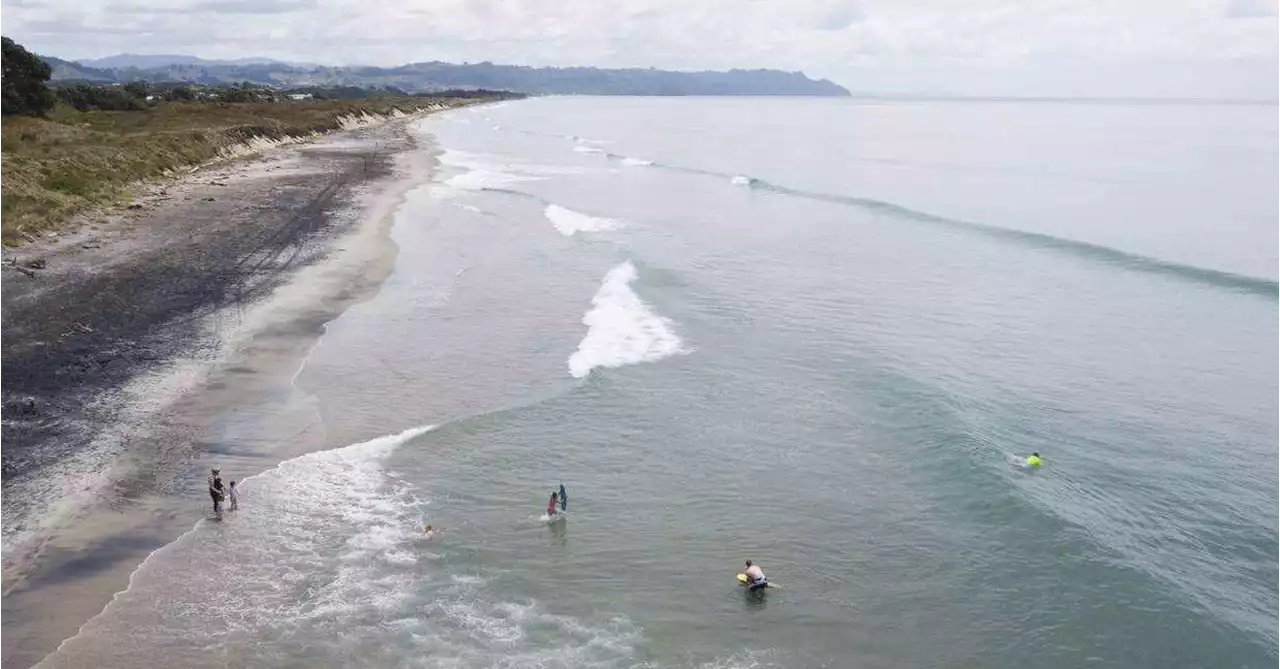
122;81;149;99
165;85;195;102
2;36;56;116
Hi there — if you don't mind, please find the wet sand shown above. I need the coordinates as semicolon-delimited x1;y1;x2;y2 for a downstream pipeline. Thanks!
1;111;446;667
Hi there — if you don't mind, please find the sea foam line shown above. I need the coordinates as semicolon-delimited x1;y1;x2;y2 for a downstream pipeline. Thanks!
568;261;686;378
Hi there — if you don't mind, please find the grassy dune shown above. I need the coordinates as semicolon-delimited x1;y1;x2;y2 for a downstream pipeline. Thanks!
1;96;482;244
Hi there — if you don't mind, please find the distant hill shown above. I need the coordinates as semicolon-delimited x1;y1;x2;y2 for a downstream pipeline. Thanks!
39;55;117;82
43;54;850;96
78;54;300;69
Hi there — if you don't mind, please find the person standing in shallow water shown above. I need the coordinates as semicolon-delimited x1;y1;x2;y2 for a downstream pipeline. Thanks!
228;480;239;512
547;491;558;517
208;469;225;519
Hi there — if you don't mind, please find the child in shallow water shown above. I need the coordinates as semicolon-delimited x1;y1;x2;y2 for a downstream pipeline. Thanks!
228;480;239;512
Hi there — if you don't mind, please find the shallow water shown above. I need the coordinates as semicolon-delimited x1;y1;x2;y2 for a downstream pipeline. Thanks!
42;97;1278;668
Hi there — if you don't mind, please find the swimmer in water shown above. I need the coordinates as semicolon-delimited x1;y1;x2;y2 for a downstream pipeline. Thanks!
743;560;768;588
1026;452;1042;467
547;492;559;516
423;524;439;540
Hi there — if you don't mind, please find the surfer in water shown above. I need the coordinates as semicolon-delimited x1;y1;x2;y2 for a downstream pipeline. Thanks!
743;560;768;589
547;491;559;517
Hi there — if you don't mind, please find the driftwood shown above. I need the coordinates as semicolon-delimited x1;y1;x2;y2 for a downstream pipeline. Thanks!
14;226;39;244
3;257;38;277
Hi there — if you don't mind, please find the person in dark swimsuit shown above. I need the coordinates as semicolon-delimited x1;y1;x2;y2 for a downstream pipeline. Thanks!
208;469;225;518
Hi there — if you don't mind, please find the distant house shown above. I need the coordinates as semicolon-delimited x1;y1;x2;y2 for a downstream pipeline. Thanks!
287;93;313;101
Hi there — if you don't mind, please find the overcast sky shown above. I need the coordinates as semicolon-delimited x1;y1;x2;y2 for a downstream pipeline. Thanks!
4;0;1277;98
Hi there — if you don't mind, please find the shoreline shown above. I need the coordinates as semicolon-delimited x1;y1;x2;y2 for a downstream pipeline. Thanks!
1;109;447;667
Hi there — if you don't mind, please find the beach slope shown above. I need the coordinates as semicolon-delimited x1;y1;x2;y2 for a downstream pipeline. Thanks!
1;107;451;666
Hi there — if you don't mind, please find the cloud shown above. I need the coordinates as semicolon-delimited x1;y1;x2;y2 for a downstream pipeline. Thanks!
189;0;318;14
794;1;865;30
2;0;1275;96
1225;0;1278;17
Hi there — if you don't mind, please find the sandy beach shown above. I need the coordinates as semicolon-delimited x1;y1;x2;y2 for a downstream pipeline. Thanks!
1;110;447;667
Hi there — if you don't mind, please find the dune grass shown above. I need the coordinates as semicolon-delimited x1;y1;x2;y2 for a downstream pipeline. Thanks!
1;96;480;245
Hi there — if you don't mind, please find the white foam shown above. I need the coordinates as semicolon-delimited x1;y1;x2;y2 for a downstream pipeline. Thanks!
730;175;752;186
413;597;643;665
567;261;687;379
544;204;622;236
437;149;490;170
440;149;589;175
572;145;605;154
40;425;435;667
620;157;653;167
438;149;584;194
444;169;540;191
43;413;651;667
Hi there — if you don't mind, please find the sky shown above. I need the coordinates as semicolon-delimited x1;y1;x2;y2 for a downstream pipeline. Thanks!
3;0;1277;98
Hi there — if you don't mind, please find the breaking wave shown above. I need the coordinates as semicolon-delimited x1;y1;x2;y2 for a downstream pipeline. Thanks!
568;261;687;378
545;204;623;236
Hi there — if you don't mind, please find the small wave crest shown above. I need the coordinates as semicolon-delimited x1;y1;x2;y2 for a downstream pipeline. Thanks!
544;204;622;236
621;157;654;167
572;145;606;154
568;261;687;378
407;598;642;665
439;149;587;193
572;135;615;145
444;168;541;191
648;159;1276;298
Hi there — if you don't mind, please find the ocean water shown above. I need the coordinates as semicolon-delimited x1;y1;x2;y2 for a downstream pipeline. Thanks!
41;97;1277;668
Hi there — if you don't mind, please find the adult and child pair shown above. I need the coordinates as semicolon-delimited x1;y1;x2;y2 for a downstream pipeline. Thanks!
207;468;239;519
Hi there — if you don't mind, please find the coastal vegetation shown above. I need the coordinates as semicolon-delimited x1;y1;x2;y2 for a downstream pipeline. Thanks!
2;37;56;116
1;37;518;245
